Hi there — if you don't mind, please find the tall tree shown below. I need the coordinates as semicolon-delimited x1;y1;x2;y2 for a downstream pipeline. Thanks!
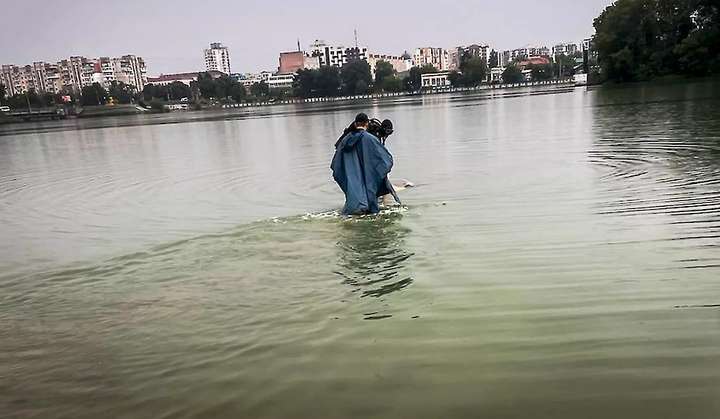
460;57;488;86
381;76;404;92
489;50;499;68
196;72;217;98
250;81;270;97
374;60;396;85
294;68;317;98
530;64;554;81
554;53;578;78
315;66;342;97
0;84;6;105
502;65;525;83
340;60;372;95
108;81;135;104
80;83;108;106
594;0;720;81
228;81;246;102
404;64;438;91
167;81;191;101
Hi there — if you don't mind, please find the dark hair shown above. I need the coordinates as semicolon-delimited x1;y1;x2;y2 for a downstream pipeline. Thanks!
354;113;369;125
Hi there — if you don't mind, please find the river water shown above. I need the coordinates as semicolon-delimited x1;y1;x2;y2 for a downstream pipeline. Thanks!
2;81;720;418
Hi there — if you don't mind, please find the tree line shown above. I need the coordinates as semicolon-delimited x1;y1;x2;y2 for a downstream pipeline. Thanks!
0;73;282;110
0;80;142;110
594;0;720;82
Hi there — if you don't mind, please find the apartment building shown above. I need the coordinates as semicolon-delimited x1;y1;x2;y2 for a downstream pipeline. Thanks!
204;42;231;74
413;47;449;71
1;55;148;95
309;40;369;68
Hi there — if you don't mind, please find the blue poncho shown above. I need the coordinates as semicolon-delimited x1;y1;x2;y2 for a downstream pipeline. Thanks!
331;130;399;215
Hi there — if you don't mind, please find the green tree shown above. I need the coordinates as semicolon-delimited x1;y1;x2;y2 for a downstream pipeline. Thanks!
448;58;488;87
340;60;372;95
553;54;578;78
374;60;396;86
448;71;463;87
40;92;57;107
213;75;233;99
294;68;317;97
404;64;438;91
381;76;404;92
593;0;720;81
80;83;108;106
530;64;554;81
460;57;488;86
7;95;25;110
228;81;246;102
502;65;525;83
315;66;342;97
674;0;720;75
167;81;191;101
108;81;135;104
196;72;217;98
250;81;270;97
489;50;499;68
292;67;344;98
142;84;169;101
593;0;659;81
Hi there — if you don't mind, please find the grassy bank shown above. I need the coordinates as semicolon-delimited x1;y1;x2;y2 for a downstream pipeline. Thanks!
78;104;150;118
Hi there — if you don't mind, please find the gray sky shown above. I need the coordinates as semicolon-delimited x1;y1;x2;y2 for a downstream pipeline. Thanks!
1;0;613;75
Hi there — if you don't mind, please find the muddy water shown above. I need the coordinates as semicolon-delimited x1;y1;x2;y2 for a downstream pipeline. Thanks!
2;82;720;418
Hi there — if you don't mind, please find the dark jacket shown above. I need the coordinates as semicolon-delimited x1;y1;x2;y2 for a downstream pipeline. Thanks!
331;130;399;215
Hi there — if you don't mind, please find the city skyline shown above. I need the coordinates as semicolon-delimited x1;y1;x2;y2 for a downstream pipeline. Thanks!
1;0;613;75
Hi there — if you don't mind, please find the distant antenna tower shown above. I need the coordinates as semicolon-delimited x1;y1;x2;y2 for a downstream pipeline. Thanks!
354;29;358;49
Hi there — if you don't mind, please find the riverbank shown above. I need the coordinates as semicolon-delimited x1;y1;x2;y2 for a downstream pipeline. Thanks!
77;104;150;118
221;79;576;109
0;80;575;125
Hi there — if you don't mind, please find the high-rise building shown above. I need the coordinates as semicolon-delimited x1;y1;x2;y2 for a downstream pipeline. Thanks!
119;55;148;90
413;48;449;71
204;42;231;74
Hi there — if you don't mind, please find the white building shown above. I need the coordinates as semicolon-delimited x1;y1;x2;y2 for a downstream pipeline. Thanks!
421;71;451;89
309;40;369;68
552;43;579;59
204;42;231;74
413;48;449;71
511;46;551;61
490;67;505;83
267;74;295;90
236;71;272;88
120;55;148;90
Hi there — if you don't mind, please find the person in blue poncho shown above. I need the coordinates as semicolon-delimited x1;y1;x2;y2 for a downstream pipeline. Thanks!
331;113;401;215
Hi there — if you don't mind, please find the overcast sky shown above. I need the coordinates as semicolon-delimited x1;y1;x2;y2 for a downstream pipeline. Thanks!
1;0;613;75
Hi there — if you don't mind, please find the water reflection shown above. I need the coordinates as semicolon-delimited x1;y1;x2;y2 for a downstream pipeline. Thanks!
589;81;720;273
590;82;720;215
333;212;414;304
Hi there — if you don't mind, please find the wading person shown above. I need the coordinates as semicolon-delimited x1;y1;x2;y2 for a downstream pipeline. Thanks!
331;113;400;215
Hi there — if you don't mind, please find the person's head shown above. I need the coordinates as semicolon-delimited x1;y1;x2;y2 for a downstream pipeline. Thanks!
354;113;369;130
381;119;394;138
